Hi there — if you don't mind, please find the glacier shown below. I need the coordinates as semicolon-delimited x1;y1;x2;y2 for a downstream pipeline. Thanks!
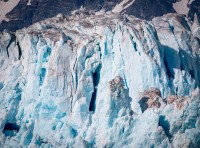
0;11;200;147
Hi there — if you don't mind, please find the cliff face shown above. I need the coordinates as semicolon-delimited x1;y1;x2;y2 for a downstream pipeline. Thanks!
0;12;200;147
1;0;199;32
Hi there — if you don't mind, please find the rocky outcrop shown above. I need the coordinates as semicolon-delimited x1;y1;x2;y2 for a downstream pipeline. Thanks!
139;88;166;112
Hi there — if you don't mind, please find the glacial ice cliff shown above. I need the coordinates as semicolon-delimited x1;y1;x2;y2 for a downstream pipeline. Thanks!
0;11;200;147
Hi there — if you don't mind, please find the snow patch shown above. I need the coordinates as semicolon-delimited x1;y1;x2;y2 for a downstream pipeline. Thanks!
173;0;189;15
0;0;20;23
27;0;32;6
188;0;195;5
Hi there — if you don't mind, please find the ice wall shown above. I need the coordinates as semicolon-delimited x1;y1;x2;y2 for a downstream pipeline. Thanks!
0;12;200;147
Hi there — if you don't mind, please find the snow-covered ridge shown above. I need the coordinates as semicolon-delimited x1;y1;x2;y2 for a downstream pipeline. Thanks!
112;0;135;14
0;12;200;147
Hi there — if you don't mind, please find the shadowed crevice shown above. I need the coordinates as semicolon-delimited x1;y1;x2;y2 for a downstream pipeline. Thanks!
89;64;102;112
17;41;22;60
3;123;20;137
158;115;172;141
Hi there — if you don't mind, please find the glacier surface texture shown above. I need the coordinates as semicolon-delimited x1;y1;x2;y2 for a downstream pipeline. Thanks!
0;12;200;147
